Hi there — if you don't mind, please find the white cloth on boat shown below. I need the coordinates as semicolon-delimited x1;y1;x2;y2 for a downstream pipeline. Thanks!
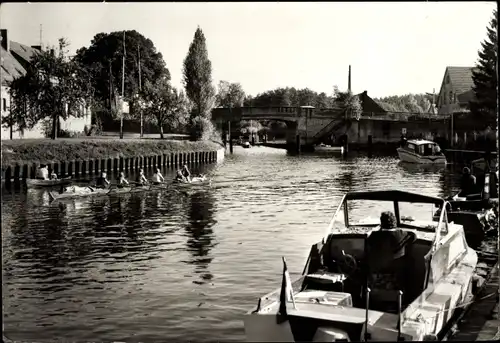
65;186;92;194
36;167;49;180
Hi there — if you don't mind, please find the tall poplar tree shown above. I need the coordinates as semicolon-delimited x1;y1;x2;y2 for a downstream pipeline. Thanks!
470;9;498;125
183;27;216;140
183;27;216;119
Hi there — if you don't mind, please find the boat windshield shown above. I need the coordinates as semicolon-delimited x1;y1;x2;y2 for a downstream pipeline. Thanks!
330;199;440;233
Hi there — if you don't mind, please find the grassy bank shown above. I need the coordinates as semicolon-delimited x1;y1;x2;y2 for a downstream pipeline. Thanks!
1;138;222;168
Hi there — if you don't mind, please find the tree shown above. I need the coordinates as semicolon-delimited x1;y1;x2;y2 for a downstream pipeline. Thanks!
183;27;216;119
333;86;362;120
470;9;497;125
183;27;217;140
142;78;188;139
374;94;434;113
8;38;92;139
74;30;169;122
216;81;245;108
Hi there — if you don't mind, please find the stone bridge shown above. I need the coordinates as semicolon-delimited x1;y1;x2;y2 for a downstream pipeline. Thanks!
211;106;451;151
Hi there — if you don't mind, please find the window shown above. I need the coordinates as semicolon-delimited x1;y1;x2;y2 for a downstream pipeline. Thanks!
2;98;6;112
446;75;450;84
449;91;453;103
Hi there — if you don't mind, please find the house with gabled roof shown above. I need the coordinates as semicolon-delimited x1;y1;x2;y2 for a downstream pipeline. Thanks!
1;29;91;140
436;66;477;115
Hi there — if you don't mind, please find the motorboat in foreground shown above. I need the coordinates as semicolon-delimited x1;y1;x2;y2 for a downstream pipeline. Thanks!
244;190;480;341
397;140;446;164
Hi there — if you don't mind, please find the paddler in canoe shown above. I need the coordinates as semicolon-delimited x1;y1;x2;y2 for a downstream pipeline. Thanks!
182;164;192;182
136;169;149;186
117;172;130;188
175;170;187;183
36;164;49;180
152;168;165;185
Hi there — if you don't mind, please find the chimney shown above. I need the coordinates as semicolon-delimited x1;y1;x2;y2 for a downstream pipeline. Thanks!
0;29;9;52
348;65;351;93
50;48;55;56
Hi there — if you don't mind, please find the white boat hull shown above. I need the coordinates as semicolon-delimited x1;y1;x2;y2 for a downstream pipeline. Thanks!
244;248;477;341
397;148;447;164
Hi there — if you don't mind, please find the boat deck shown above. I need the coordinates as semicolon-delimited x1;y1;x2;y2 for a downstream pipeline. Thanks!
449;263;499;341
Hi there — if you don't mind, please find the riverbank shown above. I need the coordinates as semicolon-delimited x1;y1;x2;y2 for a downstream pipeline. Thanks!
1;138;224;182
1;138;221;167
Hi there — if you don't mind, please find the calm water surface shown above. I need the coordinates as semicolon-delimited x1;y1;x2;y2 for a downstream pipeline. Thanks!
2;146;473;342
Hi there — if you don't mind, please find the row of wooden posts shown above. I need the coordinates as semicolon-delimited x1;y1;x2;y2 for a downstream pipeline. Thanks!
2;150;219;184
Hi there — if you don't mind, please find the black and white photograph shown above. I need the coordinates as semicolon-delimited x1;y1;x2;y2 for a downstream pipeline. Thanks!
1;2;498;342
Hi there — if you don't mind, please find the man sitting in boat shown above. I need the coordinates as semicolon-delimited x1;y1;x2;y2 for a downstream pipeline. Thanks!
366;211;416;306
136;169;149;186
459;167;477;197
182;164;192;182
50;170;58;180
433;144;441;155
175;170;187;183
152;168;165;184
117;172;130;188
95;172;110;189
36;164;49;180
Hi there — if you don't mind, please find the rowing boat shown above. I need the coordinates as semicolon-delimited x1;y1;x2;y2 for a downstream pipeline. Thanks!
26;177;72;188
48;184;162;201
173;175;210;186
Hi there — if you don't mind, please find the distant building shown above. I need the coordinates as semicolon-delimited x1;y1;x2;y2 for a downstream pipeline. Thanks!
1;29;91;140
355;90;387;114
436;66;477;115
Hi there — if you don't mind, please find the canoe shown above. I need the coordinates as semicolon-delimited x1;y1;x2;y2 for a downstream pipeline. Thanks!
48;184;163;201
173;175;210;186
26;177;72;188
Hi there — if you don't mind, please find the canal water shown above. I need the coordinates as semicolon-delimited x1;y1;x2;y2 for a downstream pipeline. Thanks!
1;146;494;342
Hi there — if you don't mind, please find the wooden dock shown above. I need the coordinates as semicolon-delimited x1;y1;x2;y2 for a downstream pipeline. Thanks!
450;262;499;341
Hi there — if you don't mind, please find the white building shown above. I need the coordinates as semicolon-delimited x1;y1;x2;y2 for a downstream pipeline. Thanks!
0;29;91;140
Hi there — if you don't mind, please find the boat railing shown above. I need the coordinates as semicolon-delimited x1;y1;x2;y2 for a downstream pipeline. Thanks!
432;201;449;250
323;194;347;242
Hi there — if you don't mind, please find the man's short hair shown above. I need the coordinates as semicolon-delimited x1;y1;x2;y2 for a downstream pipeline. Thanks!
380;211;397;230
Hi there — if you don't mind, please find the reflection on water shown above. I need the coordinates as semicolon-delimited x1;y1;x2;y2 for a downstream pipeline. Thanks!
184;190;217;285
3;147;480;342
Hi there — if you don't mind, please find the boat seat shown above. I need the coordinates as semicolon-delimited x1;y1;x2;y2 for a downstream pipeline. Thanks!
364;230;417;311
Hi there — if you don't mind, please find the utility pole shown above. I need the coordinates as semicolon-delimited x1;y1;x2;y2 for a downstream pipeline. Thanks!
120;31;125;139
138;44;143;138
39;24;43;50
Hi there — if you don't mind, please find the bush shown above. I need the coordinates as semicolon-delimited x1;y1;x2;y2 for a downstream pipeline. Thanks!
189;116;217;141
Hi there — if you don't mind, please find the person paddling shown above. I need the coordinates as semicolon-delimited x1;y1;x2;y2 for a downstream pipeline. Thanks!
136;169;148;186
175;169;187;183
181;164;192;183
152;168;165;184
36;164;49;180
95;172;110;189
118;172;130;188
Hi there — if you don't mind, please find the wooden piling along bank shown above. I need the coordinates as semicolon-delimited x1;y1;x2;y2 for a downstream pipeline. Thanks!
2;150;222;184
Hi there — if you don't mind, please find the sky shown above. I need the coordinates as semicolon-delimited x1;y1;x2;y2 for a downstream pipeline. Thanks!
0;2;497;98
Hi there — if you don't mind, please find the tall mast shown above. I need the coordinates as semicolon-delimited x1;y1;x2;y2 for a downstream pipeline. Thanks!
138;44;143;138
39;24;43;49
120;31;126;139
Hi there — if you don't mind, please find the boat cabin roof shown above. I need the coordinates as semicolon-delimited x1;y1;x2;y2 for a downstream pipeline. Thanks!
345;190;444;205
407;139;437;146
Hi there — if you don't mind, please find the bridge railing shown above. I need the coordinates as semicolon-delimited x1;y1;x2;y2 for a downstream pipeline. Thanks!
360;111;450;121
212;107;450;122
